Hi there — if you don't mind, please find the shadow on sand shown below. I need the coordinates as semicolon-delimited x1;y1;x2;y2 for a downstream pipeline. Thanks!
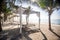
49;29;60;38
40;29;48;40
0;27;32;40
0;24;48;40
22;25;48;40
22;26;41;40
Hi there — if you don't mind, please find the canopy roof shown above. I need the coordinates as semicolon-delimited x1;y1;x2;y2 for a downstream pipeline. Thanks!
17;6;40;15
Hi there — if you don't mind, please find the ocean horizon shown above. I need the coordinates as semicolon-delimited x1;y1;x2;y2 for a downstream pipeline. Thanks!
14;14;60;25
40;19;60;25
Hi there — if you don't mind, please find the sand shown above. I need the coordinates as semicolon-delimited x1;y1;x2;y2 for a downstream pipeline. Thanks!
1;21;60;40
0;14;60;40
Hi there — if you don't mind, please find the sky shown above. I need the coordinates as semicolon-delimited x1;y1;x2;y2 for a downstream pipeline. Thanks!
14;0;60;23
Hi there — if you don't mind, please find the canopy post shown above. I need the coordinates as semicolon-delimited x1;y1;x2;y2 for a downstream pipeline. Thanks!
39;12;40;31
20;0;22;34
26;15;29;27
20;6;22;34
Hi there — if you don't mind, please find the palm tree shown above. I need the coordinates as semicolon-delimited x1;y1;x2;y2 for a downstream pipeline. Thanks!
37;0;60;30
0;0;6;32
0;0;17;32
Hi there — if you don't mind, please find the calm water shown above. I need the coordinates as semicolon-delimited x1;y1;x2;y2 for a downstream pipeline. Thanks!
51;19;60;25
41;19;60;25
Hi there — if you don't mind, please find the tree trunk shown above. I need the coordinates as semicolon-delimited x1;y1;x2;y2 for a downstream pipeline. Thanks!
0;0;4;32
49;14;51;30
0;15;2;32
0;21;2;32
4;13;7;21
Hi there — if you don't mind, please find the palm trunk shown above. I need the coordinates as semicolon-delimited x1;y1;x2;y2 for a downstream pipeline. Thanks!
4;13;7;21
0;15;2;32
0;22;2;32
0;0;4;32
49;14;51;30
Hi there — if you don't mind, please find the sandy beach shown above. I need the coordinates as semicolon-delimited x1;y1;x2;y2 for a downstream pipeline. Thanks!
1;21;60;40
0;13;60;40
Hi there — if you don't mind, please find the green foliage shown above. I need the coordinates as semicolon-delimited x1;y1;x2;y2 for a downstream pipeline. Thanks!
38;0;60;9
37;0;54;9
0;0;11;13
3;6;11;13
